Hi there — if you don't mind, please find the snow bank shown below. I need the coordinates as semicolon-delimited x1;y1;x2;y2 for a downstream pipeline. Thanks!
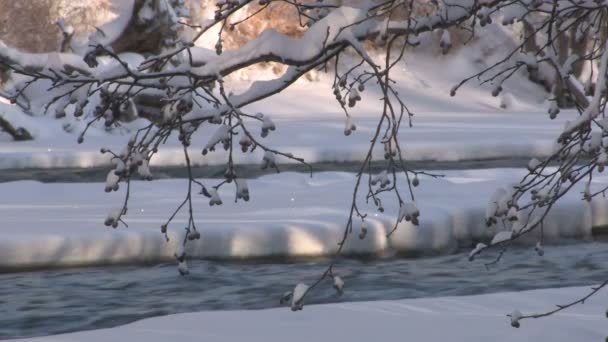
0;29;568;170
0;169;606;270
16;285;608;342
0;11;561;170
0;100;576;169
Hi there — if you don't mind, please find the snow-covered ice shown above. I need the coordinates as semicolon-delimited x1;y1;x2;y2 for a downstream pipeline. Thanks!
14;285;608;342
0;100;578;170
1;169;607;270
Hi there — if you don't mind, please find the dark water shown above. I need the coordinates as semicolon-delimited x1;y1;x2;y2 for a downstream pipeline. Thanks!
1;241;607;339
0;159;535;183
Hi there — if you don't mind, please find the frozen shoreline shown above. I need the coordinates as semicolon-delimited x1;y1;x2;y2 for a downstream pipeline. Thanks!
15;285;608;342
0;109;572;171
1;169;607;270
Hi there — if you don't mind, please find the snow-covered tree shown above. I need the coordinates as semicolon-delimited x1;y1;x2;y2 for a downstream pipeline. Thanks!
0;0;607;326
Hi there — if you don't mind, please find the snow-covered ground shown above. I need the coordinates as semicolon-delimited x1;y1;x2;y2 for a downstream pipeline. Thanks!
0;109;572;170
15;285;608;342
0;24;566;170
1;169;606;270
0;100;575;170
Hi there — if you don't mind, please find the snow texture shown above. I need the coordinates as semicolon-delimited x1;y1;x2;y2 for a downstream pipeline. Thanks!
0;169;607;270
0;101;577;169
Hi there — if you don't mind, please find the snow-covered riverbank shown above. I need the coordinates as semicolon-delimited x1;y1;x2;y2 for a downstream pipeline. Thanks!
14;285;607;342
0;102;575;170
1;169;607;270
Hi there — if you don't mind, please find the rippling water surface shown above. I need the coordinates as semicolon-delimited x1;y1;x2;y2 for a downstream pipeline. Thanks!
2;241;607;339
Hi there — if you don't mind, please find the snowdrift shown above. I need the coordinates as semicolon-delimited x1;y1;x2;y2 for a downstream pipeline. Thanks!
1;169;607;270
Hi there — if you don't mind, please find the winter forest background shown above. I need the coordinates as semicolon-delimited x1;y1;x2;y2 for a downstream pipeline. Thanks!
0;0;607;341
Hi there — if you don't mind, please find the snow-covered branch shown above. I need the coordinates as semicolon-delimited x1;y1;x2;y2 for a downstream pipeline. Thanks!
1;0;607;326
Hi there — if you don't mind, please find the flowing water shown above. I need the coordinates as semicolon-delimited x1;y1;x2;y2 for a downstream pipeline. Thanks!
2;241;607;339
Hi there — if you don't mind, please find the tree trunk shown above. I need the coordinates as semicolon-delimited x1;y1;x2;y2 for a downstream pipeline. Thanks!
552;33;573;108
522;20;545;88
569;22;586;80
109;0;166;55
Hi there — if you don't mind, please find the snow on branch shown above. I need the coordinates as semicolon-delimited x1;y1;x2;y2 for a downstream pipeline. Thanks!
0;0;607;325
